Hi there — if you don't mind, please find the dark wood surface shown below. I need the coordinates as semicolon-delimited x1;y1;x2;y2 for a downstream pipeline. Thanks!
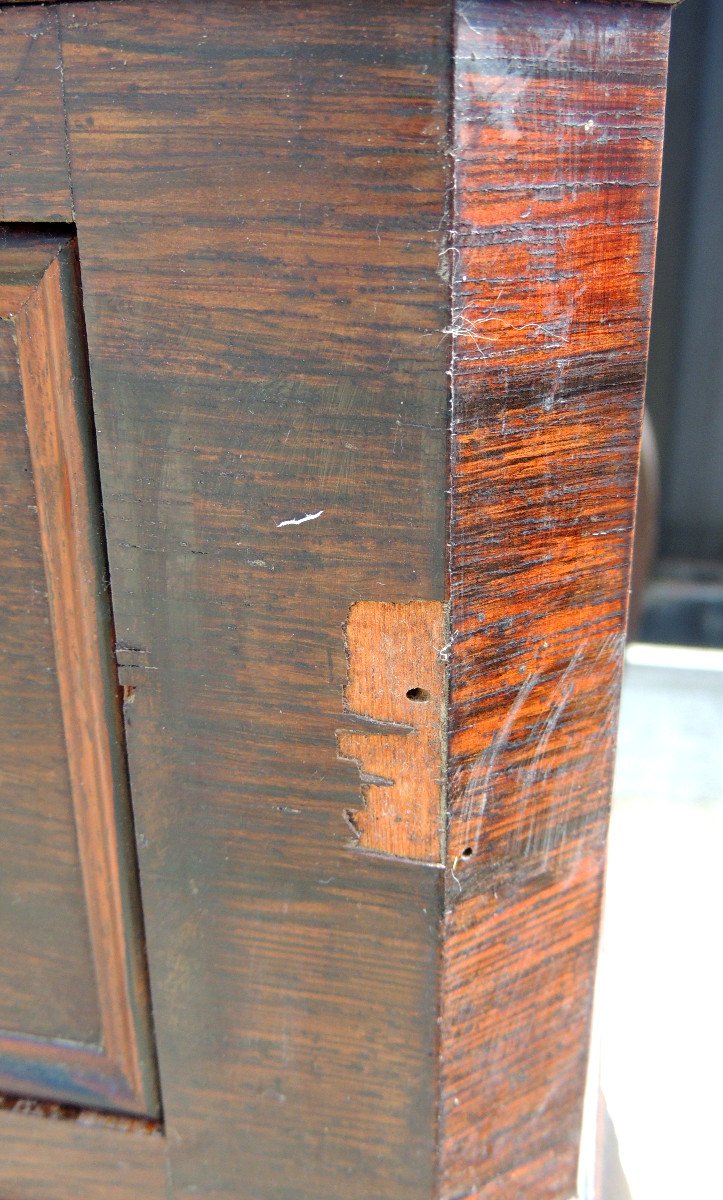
0;6;71;223
0;233;158;1117
442;3;670;1197
59;1;449;1195
0;247;97;1048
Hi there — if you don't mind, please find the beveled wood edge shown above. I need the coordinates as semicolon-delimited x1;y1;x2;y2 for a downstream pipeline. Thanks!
0;236;160;1119
0;1037;152;1118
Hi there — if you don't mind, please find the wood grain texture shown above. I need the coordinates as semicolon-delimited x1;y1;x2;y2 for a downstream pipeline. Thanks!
0;0;674;1189
0;234;158;1118
0;6;72;223
0;1100;165;1200
441;4;670;1198
337;601;446;861
61;2;449;1195
0;295;99;1049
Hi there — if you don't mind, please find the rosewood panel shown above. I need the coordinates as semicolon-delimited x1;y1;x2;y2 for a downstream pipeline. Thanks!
0;233;158;1117
442;4;671;1198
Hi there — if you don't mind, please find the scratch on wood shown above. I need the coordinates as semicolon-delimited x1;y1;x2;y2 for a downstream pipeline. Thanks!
275;510;324;528
441;2;671;1196
336;600;446;863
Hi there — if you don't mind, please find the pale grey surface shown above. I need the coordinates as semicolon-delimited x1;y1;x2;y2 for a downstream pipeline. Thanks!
613;643;723;808
599;644;723;1200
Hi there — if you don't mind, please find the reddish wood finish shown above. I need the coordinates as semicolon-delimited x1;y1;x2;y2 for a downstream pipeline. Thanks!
337;601;447;861
0;235;158;1118
441;4;670;1197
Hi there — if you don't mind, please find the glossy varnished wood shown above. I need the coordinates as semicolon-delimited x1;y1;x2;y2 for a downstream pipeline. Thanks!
0;7;71;223
0;234;158;1117
442;4;670;1197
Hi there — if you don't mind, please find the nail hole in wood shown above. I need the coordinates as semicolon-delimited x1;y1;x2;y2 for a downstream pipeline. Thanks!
461;846;473;859
406;687;429;702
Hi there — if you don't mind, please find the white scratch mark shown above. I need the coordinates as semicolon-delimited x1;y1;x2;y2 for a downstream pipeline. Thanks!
514;644;587;865
460;673;539;853
459;9;484;37
275;510;324;528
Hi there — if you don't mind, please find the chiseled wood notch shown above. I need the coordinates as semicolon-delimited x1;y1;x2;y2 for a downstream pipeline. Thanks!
0;232;159;1118
442;4;671;1198
337;601;446;862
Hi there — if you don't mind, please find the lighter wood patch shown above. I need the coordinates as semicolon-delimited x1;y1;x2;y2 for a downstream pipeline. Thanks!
337;601;446;863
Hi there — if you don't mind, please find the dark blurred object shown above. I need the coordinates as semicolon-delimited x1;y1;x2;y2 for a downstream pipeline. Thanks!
629;415;723;649
628;413;660;640
645;0;723;566
639;560;723;648
636;0;723;649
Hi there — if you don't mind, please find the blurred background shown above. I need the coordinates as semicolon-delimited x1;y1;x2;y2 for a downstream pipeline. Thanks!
637;0;723;645
596;0;723;1195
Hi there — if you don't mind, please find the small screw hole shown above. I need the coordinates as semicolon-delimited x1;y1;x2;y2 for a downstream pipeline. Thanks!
406;687;429;702
461;846;473;859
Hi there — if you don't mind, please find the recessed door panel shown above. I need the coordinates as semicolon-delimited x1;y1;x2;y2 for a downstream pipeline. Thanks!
0;231;159;1118
0;317;101;1045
